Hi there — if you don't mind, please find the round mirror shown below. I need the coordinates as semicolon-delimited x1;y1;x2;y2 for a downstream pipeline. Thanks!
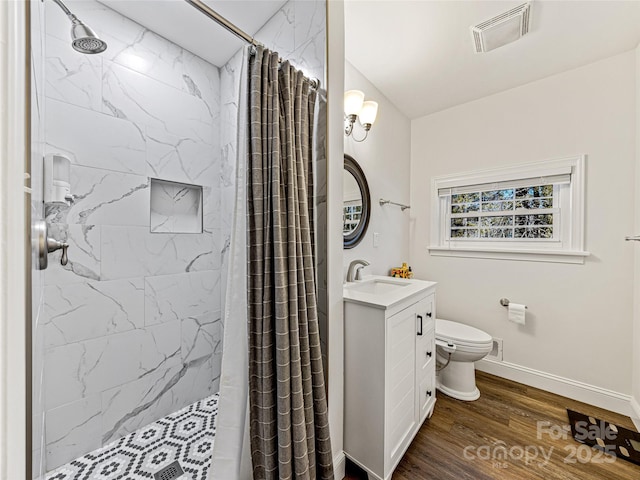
343;154;370;249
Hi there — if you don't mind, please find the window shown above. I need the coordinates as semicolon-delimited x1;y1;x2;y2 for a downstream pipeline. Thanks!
448;182;558;240
429;156;589;264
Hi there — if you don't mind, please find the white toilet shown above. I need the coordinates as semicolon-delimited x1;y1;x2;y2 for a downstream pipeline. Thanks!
435;318;493;401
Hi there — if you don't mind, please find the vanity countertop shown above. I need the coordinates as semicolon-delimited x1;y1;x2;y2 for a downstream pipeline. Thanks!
343;275;437;310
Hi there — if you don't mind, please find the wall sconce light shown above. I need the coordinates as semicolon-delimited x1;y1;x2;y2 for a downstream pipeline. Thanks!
344;90;378;142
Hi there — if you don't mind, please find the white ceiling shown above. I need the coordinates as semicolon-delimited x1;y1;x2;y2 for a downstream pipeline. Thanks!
345;1;640;119
99;0;287;66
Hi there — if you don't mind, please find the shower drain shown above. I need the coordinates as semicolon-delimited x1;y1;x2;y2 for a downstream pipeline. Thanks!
153;460;184;480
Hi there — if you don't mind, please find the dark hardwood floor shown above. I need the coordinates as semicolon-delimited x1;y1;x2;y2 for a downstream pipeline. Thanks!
344;371;640;480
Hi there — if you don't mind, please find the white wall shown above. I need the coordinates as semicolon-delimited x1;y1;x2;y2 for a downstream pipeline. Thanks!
344;61;411;279
633;43;640;427
410;52;636;400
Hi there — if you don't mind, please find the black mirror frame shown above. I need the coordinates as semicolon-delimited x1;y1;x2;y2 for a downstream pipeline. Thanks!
343;154;371;249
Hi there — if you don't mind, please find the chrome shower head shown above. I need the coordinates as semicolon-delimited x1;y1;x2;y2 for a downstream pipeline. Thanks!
70;18;107;54
51;0;107;55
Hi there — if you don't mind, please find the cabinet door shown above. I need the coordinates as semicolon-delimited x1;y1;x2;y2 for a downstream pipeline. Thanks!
386;307;417;464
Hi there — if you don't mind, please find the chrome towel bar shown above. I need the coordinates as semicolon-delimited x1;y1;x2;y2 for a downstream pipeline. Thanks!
379;198;410;211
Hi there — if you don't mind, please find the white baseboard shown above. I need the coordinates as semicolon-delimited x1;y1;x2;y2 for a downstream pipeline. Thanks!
631;397;640;432
477;359;633;417
334;451;346;480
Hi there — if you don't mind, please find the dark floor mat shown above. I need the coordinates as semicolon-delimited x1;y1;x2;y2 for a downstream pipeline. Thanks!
567;408;640;467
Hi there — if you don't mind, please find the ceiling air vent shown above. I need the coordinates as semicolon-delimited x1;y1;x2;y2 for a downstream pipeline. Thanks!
471;2;532;53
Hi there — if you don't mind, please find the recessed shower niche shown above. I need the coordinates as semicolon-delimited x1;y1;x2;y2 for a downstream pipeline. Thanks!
150;178;203;233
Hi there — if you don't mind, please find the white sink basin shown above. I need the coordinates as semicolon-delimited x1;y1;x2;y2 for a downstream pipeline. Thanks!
344;275;437;309
347;278;409;295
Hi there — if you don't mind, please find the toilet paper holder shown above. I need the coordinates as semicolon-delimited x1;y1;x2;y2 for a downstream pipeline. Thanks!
500;298;527;309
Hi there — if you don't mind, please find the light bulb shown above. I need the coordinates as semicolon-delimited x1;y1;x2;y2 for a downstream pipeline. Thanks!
358;101;378;127
344;90;365;116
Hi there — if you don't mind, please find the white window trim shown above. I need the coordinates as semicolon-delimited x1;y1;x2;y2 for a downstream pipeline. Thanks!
428;155;589;264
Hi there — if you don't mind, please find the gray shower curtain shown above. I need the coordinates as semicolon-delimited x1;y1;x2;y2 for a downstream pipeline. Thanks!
247;46;333;480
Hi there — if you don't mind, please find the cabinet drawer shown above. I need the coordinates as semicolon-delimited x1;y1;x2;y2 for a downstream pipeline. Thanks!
418;371;436;423
416;328;435;373
415;294;435;335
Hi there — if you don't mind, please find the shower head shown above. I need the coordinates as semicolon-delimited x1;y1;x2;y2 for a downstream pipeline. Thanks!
51;0;107;54
70;18;107;54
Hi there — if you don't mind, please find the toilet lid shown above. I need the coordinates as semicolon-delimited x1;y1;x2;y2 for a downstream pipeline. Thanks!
435;318;493;347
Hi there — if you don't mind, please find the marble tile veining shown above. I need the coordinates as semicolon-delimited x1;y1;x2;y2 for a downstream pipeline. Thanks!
100;352;220;445
181;316;221;363
44;321;181;411
144;271;220;326
292;0;326;82
202;186;221;234
100;361;184;444
107;22;221;116
254;2;296;61
45;395;102;471
101;226;217;280
145;125;218;187
45;98;147;175
45;224;101;286
44;278;144;348
45;34;102;112
45;164;150;227
102;61;214;142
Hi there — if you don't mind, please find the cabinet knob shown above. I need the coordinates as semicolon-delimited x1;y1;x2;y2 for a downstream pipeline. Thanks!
426;351;432;358
426;312;432;318
426;390;432;397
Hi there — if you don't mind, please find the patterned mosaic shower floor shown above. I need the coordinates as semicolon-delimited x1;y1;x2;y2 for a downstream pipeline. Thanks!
45;394;219;480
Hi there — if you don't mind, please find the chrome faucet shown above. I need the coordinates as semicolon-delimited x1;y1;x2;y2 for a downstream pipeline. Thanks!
347;259;370;282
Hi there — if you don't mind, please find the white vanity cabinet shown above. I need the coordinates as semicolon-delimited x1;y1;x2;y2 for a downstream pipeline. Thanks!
343;277;437;480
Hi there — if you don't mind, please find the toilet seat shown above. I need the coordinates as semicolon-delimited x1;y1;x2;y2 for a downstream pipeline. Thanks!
435;318;493;349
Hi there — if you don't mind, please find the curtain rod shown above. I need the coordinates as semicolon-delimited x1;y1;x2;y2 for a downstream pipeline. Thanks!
185;0;320;89
185;0;262;47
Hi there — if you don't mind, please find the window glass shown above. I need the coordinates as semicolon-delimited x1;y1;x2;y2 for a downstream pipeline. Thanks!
449;184;554;241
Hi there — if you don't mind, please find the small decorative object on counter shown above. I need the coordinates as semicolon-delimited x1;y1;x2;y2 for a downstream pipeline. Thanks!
390;262;413;279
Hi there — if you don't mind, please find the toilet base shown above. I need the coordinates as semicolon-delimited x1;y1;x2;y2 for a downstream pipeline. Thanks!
437;382;480;401
436;359;481;401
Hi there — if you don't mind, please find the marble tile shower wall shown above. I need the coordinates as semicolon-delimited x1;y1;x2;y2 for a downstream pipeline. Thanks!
41;0;222;471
